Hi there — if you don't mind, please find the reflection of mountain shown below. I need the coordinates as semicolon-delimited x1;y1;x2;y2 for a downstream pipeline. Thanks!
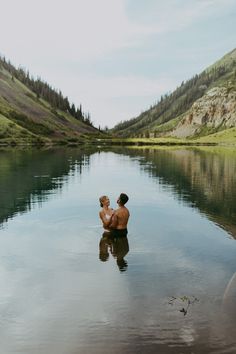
117;147;236;238
0;148;95;225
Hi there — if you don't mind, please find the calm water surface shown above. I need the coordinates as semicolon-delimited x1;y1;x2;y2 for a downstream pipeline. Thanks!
0;146;236;354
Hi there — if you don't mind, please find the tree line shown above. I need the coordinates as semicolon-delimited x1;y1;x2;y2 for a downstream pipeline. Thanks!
0;55;93;127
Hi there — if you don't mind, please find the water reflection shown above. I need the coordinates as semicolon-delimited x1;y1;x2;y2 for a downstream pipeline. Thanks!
115;147;236;239
99;232;112;262
0;147;95;226
99;232;129;272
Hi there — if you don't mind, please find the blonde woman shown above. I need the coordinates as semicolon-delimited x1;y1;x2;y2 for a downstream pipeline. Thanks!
99;195;114;232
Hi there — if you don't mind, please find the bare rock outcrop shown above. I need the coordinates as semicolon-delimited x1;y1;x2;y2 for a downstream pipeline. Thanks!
171;87;236;138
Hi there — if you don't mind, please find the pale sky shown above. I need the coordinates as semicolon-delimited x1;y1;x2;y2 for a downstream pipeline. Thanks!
0;0;235;128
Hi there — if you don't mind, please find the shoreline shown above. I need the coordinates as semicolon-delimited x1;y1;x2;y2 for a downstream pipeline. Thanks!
0;141;235;148
1;135;236;148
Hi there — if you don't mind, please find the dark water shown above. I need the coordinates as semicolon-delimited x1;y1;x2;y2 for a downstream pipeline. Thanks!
0;146;236;354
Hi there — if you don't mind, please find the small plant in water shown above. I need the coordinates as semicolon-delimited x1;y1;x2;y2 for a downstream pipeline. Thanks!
168;296;199;316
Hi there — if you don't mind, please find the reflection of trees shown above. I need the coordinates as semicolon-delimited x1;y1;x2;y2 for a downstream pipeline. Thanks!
0;148;95;226
113;147;236;238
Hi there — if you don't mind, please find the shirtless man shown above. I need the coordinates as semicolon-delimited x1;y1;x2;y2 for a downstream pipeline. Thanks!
109;193;130;237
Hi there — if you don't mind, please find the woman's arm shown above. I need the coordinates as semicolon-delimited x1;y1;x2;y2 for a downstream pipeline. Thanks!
109;212;118;229
99;211;112;228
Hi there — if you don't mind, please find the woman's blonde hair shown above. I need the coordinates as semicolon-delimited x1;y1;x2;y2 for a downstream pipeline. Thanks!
99;195;108;207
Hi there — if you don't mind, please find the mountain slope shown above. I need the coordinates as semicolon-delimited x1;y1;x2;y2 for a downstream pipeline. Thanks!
112;48;236;139
0;56;98;144
170;86;236;138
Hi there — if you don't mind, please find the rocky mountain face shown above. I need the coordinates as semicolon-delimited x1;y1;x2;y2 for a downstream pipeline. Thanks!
112;48;236;139
171;86;236;138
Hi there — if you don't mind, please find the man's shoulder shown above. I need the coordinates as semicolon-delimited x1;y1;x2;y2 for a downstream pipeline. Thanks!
114;208;122;216
116;207;129;215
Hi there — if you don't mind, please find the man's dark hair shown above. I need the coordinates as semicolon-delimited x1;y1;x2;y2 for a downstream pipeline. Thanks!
119;193;129;205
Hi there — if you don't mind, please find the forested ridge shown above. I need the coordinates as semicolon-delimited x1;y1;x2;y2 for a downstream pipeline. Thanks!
0;55;93;127
112;48;236;137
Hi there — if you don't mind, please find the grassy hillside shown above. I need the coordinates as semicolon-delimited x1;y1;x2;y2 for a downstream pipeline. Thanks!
0;57;101;145
99;126;236;146
112;48;236;139
195;127;236;144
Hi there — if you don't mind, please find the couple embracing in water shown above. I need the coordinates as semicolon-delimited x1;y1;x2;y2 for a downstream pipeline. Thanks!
99;193;130;237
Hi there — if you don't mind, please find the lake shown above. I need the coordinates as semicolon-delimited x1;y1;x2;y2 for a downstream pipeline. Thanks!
0;146;236;354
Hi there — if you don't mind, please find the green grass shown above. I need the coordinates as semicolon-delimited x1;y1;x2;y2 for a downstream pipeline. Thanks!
97;127;236;146
98;137;197;145
0;110;98;146
0;113;27;137
195;127;236;144
0;113;50;145
150;115;183;134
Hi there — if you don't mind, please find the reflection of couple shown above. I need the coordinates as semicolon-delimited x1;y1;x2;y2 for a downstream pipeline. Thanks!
99;193;130;237
99;233;129;271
